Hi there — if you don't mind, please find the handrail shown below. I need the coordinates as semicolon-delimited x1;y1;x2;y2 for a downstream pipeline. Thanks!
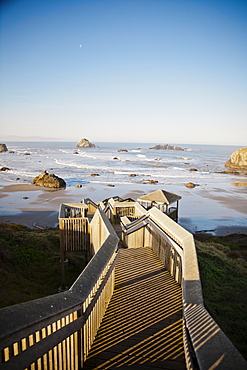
82;198;99;214
0;209;119;370
59;202;88;218
82;198;98;209
120;213;149;230
103;197;146;222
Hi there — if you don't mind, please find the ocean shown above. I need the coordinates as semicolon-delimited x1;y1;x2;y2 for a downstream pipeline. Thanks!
0;141;246;234
0;141;244;187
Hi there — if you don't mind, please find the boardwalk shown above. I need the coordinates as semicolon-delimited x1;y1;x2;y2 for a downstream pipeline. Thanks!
84;247;185;369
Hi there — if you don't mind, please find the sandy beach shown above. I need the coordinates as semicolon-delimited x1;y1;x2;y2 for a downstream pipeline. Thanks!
0;180;246;235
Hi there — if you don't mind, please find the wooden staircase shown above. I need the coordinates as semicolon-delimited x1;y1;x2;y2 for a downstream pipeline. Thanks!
84;247;185;369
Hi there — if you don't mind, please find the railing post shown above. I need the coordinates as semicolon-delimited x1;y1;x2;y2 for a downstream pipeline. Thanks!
60;246;66;291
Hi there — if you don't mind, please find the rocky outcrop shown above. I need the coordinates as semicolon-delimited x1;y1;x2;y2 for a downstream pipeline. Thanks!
76;138;96;148
141;179;158;184
217;170;241;175
32;171;66;188
149;144;184;151
185;182;196;188
225;147;247;170
0;144;8;152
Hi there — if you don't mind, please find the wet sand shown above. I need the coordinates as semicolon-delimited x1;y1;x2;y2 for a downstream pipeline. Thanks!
0;181;246;235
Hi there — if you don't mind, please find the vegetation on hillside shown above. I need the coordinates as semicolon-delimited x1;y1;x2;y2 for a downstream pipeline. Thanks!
194;233;247;359
0;223;86;308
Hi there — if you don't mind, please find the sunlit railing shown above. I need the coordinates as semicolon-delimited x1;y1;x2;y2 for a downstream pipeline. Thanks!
103;197;146;223
120;205;247;370
82;198;99;214
0;209;119;370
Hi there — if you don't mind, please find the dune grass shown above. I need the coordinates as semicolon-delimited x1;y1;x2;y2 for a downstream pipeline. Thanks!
0;223;86;308
195;234;247;359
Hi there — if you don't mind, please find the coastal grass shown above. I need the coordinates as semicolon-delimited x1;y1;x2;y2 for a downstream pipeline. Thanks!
0;223;86;308
194;234;247;359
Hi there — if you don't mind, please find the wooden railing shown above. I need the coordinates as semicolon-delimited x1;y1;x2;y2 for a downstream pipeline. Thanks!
59;203;88;218
103;197;146;223
82;198;98;214
60;217;89;252
0;209;119;370
120;206;247;370
167;206;178;221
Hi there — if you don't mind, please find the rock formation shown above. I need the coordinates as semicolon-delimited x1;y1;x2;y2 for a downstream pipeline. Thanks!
225;147;247;170
185;182;196;188
0;144;8;152
141;179;158;184
76;138;96;148
32;171;66;188
149;144;184;151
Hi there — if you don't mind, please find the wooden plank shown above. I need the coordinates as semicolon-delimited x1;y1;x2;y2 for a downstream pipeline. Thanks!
84;248;185;369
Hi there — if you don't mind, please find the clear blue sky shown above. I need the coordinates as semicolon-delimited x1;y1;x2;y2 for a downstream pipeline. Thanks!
0;0;246;145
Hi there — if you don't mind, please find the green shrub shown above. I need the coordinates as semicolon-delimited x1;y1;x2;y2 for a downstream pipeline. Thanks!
196;239;247;359
0;223;86;308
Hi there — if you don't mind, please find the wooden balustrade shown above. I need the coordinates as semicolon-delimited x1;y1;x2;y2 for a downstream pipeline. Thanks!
120;205;247;369
0;209;119;370
59;217;89;252
82;198;99;214
105;198;146;223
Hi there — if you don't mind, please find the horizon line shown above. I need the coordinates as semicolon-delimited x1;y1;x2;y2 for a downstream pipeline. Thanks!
0;137;245;147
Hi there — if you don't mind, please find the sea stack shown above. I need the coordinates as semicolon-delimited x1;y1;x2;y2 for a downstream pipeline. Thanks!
149;144;184;151
0;144;8;152
225;147;247;170
32;171;66;188
76;138;96;148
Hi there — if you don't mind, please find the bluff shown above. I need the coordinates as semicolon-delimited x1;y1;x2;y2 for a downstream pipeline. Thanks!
76;138;96;148
0;144;8;152
149;144;184;151
225;147;247;170
32;171;66;188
